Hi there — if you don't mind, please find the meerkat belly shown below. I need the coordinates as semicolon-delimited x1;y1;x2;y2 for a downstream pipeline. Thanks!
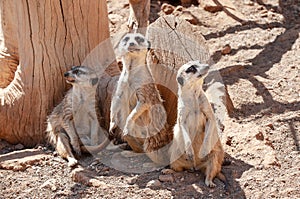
73;106;96;145
171;109;207;171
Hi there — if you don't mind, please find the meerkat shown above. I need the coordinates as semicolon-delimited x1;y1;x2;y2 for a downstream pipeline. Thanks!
46;66;110;167
109;33;172;165
168;60;226;188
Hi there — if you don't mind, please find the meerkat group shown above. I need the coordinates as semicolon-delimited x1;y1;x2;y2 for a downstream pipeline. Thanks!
47;33;226;188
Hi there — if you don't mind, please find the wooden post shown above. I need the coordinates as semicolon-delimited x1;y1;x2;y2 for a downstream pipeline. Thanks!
128;0;150;34
0;0;116;146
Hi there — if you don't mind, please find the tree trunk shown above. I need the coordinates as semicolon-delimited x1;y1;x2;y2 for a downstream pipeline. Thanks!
128;0;150;34
0;0;115;147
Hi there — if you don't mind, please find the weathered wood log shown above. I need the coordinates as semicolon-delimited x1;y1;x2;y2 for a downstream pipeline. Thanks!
128;0;150;34
0;1;114;146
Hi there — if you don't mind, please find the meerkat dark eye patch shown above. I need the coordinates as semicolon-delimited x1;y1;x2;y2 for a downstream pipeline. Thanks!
123;36;130;42
177;76;184;86
135;36;145;44
71;66;81;71
73;69;86;75
186;65;197;74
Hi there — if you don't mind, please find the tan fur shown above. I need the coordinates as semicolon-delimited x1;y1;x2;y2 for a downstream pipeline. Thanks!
169;61;225;187
46;66;109;167
110;33;172;165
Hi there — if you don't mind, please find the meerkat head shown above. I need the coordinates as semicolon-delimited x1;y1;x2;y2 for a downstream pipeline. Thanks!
118;33;151;56
176;60;209;87
64;66;98;87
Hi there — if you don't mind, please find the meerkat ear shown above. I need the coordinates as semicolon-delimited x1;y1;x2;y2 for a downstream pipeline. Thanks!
147;40;151;50
90;77;98;86
177;76;184;86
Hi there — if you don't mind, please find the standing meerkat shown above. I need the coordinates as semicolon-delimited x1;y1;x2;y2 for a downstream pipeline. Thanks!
169;60;227;188
109;33;172;165
46;66;110;167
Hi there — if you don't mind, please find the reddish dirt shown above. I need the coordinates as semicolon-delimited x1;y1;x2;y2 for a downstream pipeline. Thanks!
1;0;299;198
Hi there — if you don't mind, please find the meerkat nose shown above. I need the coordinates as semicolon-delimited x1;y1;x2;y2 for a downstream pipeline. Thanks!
129;42;135;46
64;72;69;77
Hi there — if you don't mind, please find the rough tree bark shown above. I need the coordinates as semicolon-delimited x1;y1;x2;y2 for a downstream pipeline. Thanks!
128;0;150;34
0;0;116;146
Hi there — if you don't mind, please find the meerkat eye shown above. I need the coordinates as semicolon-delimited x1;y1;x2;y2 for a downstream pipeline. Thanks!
73;69;85;75
186;65;197;74
135;36;145;44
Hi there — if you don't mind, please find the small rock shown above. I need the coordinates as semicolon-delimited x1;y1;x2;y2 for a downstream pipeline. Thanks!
14;143;24;150
266;123;275;130
226;136;233;146
221;44;232;55
255;132;264;141
146;180;162;188
175;6;184;12
161;168;175;175
89;179;107;187
161;3;175;15
181;12;198;25
41;179;57;191
71;167;107;187
159;174;175;183
127;176;138;185
204;5;223;13
109;14;123;25
244;0;254;6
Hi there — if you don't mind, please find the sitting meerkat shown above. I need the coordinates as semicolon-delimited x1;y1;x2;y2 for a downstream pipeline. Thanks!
109;33;172;165
169;60;227;188
46;66;110;167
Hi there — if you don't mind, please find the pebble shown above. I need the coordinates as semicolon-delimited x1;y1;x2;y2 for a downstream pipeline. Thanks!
204;5;223;13
226;136;233;146
14;144;24;150
255;132;264;141
127;176;138;185
221;44;232;55
161;168;175;175
41;179;57;191
146;180;162;188
266;123;275;130
159;174;175;183
181;12;198;25
161;3;175;15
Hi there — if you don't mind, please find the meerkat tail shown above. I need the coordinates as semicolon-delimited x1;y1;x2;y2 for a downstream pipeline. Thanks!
217;172;230;194
80;137;110;154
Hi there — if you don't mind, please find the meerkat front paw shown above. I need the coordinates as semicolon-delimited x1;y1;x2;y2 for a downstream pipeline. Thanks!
123;129;129;137
123;120;134;136
205;177;216;188
71;142;82;157
67;157;78;167
109;121;117;135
